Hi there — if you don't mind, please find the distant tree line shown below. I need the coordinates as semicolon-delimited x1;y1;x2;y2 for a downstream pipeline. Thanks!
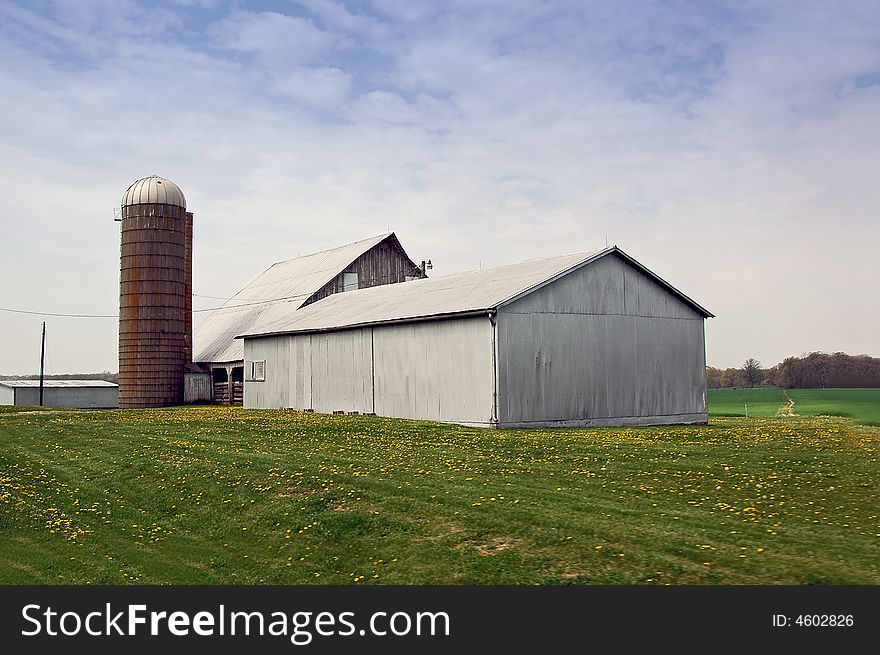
0;371;118;383
708;353;880;389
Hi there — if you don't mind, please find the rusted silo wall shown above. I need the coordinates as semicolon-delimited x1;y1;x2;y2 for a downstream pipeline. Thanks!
185;211;193;366
118;195;188;408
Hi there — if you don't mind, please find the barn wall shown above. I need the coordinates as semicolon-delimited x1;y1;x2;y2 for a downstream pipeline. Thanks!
183;372;212;403
288;335;312;410
304;239;423;306
244;316;496;424
5;386;119;408
372;318;495;424
243;335;290;409
56;386;118;408
0;386;14;405
310;330;373;413
507;253;703;319
11;387;39;406
497;254;707;426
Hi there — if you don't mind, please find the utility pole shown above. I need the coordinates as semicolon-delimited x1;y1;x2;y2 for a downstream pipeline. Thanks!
39;321;46;406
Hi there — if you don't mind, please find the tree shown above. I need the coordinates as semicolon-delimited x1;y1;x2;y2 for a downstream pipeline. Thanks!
721;368;745;388
706;366;723;389
763;364;779;387
742;358;762;388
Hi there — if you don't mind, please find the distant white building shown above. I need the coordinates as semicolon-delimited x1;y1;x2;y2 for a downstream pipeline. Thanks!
0;380;119;409
236;246;713;428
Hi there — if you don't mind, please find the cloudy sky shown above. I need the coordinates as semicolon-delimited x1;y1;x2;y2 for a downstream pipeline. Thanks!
0;0;877;375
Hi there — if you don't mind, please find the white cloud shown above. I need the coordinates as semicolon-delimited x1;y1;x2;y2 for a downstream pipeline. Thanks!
348;90;422;122
211;10;339;69
0;0;878;373
274;66;352;107
294;0;390;41
368;0;440;25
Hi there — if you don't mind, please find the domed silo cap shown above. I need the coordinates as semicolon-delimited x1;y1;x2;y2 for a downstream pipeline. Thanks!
122;175;186;208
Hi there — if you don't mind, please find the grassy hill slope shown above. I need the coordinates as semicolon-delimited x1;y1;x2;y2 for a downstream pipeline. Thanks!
2;407;878;585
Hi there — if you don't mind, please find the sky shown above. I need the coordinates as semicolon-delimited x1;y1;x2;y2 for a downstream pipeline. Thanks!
0;0;878;375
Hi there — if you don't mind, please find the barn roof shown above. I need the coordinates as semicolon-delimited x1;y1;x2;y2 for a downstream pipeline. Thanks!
193;233;413;363
0;380;118;388
236;246;713;340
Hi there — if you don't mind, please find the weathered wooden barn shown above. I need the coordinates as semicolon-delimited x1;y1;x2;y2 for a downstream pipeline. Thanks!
0;380;119;409
236;246;713;428
193;232;425;404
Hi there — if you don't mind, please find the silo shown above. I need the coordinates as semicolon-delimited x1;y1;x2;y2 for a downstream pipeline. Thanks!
118;176;190;408
184;211;194;365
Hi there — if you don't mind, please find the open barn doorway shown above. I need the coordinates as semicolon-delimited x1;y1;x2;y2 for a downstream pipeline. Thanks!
212;368;229;405
231;367;244;406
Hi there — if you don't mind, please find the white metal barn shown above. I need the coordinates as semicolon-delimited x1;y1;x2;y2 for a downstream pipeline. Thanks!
0;380;119;409
237;246;713;428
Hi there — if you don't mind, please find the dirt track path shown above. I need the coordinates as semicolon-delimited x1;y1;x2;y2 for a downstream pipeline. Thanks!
0;409;80;417
775;390;798;417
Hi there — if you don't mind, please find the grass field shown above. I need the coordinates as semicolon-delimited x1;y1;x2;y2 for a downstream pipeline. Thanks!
707;388;788;417
789;389;880;426
709;387;880;426
1;407;878;584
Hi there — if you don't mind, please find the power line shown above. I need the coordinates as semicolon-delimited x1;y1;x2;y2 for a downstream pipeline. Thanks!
1;270;427;319
0;305;228;318
194;295;305;313
193;293;261;301
0;298;296;318
0;306;117;318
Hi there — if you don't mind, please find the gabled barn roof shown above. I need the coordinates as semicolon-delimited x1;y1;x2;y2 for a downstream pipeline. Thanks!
236;246;713;340
194;233;412;363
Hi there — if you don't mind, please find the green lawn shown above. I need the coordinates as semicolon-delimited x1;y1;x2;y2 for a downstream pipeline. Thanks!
789;389;880;427
707;387;787;417
1;407;878;584
709;387;880;426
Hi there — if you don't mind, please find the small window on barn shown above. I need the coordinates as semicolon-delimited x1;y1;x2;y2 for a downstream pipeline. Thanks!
342;272;359;292
250;360;266;382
